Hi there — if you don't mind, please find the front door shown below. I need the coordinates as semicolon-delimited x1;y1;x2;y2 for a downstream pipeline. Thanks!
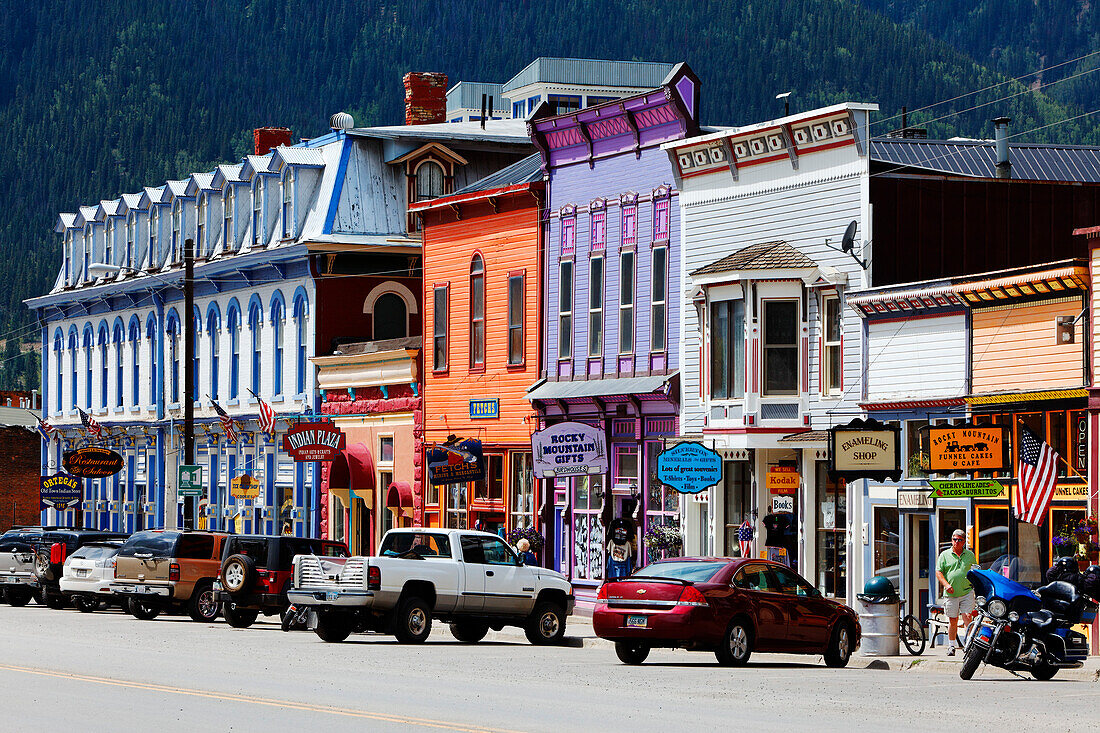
908;514;931;622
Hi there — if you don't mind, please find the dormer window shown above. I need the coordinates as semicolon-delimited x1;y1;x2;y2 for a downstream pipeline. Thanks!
82;226;91;281
197;194;207;255
126;213;136;269
224;187;234;252
281;168;294;239
105;219;114;268
172;200;182;263
416;161;444;202
252;179;262;247
64;232;72;285
149;207;158;269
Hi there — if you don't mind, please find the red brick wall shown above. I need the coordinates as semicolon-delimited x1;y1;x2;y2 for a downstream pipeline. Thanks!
403;72;447;125
0;427;40;532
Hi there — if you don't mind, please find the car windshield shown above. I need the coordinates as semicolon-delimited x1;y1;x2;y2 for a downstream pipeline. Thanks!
117;531;179;558
71;545;119;561
379;533;451;558
634;561;724;582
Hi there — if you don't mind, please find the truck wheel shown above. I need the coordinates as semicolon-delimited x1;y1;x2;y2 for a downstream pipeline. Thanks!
449;620;489;643
525;601;567;645
44;592;67;610
393;596;432;643
222;602;259;629
188;581;220;623
129;598;161;620
6;588;32;607
615;641;650;665
72;595;97;613
315;611;353;643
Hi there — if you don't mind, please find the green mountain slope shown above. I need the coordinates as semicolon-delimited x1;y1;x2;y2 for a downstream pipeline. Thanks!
1;0;1097;389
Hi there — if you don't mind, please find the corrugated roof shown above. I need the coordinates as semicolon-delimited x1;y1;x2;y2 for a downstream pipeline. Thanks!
143;186;168;205
165;179;189;199
350;119;533;145
777;430;829;443
691;241;817;276
55;212;76;232
75;206;98;226
272;146;326;167
503;57;674;93
242;154;275;178
99;200;121;218
447;81;505;110
211;163;244;189
871;137;1100;182
452;154;543;195
527;373;673;401
187;172;217;195
120;193;144;211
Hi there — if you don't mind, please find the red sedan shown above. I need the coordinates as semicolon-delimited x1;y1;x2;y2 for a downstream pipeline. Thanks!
593;557;860;666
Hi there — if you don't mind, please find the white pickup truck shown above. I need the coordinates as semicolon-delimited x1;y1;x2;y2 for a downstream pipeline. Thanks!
287;528;574;645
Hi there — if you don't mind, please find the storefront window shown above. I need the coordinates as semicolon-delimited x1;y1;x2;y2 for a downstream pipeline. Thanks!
1049;411;1068;477
572;475;604;581
508;452;533;531
446;483;467;529
905;420;928;478
873;506;900;592
614;445;639;492
975;505;1008;570
645;442;679;531
816;463;846;599
723;462;751;556
937;508;966;555
474;454;504;501
332;495;346;544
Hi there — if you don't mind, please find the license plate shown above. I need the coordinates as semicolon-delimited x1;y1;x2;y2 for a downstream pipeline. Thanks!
212;581;223;591
74;569;89;578
134;585;148;594
325;591;340;602
626;615;648;628
977;626;992;642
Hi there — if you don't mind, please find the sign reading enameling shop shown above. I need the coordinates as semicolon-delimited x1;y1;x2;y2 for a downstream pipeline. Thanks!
531;422;608;478
828;418;901;482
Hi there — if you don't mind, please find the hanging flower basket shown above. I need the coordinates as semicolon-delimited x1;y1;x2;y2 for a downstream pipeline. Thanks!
1052;535;1077;558
643;525;683;559
507;526;544;553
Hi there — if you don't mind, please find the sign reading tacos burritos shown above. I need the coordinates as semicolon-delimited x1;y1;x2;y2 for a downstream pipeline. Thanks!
927;425;1008;472
62;447;124;478
531;421;608;478
828;418;901;482
282;422;346;462
40;473;81;510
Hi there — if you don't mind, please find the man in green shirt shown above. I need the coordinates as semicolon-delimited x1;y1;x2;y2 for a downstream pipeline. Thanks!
936;528;978;656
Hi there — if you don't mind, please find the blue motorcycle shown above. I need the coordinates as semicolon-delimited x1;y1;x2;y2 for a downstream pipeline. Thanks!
960;568;1096;680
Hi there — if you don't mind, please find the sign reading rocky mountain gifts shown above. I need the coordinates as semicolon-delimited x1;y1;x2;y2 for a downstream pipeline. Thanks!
531;422;608;478
828;417;901;482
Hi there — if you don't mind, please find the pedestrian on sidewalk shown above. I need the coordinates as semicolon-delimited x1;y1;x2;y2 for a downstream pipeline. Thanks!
936;529;977;656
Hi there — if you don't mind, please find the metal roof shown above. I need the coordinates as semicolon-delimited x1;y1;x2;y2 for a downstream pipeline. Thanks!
211;163;245;189
691;241;817;276
526;373;674;401
451;154;543;195
350;119;532;146
143;186;168;205
99;199;121;218
503;57;675;93
186;172;217;196
272;146;326;168
447;81;505;110
165;179;190;199
120;193;144;211
241;154;275;178
870;137;1100;182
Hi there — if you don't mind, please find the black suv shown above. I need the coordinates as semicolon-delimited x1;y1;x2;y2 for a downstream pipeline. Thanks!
32;529;129;608
215;535;348;628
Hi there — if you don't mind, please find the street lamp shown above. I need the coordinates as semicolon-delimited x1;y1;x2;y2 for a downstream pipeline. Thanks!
776;91;792;117
88;237;196;529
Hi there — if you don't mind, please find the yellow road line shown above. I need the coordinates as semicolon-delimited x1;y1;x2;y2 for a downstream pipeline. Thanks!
0;663;524;733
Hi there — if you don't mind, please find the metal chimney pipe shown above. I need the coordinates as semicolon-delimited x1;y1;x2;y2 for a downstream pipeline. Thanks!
994;117;1012;179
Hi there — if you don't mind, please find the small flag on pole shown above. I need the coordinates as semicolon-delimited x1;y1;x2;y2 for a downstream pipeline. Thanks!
77;408;102;440
34;415;57;443
1016;424;1059;526
249;390;277;436
211;399;239;444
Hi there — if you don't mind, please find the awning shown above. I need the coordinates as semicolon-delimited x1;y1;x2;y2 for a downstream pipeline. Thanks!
527;373;676;402
966;388;1087;406
386;481;413;518
776;430;829;444
328;442;376;509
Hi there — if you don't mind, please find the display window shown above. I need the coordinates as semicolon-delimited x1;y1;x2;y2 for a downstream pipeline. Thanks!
873;505;900;592
572;475;604;582
816;463;846;600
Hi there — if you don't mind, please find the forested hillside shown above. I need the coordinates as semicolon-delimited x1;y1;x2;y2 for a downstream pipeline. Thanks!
1;0;1098;389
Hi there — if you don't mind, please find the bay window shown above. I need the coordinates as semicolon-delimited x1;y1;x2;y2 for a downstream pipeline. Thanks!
710;299;745;400
763;300;798;395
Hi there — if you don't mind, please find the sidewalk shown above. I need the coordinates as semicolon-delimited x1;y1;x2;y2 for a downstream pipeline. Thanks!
554;608;1100;681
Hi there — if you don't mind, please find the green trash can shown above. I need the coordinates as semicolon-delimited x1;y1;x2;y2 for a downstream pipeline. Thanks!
856;576;900;656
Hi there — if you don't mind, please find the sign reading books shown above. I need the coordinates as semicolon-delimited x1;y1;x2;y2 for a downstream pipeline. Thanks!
427;438;486;486
828;417;902;482
531;421;608;478
927;425;1008;472
40;473;81;510
282;421;346;462
656;443;722;494
62;447;124;479
231;473;260;500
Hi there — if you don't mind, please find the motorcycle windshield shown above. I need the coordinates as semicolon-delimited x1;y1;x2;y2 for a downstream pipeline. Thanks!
969;568;1042;606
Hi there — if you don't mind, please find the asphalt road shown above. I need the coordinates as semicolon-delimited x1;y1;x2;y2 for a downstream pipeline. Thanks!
0;602;1096;732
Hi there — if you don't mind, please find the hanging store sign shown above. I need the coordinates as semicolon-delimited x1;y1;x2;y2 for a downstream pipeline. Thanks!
927;425;1008;472
531;422;608;478
427;439;486;486
63;447;124;479
772;495;795;513
40;474;82;511
282;422;346;462
828;418;901;482
231;474;260;500
766;466;800;495
897;489;935;510
928;479;1003;499
656;442;722;494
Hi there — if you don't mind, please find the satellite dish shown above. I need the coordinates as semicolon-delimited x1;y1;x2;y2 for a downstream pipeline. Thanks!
841;220;858;253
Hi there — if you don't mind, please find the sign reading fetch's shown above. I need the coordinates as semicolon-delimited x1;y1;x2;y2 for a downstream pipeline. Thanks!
531;422;608;478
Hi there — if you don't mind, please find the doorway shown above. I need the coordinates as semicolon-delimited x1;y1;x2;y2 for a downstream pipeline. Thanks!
351;496;372;555
907;513;931;622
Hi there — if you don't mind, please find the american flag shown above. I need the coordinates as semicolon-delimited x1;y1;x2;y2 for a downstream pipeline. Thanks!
77;408;102;439
35;416;57;443
1016;424;1059;526
211;400;238;444
252;390;277;436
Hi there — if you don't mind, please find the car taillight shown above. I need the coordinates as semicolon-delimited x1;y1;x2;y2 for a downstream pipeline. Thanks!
169;563;180;582
677;585;708;607
596;584;609;601
367;565;380;591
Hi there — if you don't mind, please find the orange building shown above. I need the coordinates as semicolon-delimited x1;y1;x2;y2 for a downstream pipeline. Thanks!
412;155;544;537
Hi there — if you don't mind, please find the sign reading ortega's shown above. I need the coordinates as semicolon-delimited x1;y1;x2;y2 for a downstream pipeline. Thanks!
531;422;608;478
282;422;346;462
40;473;81;510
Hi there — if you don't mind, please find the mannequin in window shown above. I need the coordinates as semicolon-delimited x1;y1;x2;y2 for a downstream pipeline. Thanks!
606;518;635;579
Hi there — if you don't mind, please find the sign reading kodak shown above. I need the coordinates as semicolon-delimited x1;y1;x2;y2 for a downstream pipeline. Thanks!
766;466;799;495
928;425;1008;472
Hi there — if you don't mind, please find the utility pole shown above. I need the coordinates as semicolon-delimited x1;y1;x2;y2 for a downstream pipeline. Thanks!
183;237;195;530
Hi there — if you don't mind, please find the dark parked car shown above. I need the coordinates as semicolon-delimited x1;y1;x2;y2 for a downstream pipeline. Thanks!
214;535;348;628
592;558;860;666
1;528;127;608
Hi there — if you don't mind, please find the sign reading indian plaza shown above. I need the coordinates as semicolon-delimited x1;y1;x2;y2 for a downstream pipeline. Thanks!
656;443;722;494
531;421;609;478
282;422;346;462
40;473;81;510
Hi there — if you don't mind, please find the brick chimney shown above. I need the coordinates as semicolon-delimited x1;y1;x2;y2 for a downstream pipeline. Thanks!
254;127;293;155
404;72;448;125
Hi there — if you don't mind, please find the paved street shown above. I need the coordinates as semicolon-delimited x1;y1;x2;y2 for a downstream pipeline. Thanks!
0;602;1097;732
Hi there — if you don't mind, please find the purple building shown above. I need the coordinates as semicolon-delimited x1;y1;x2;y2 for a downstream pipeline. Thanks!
527;64;699;588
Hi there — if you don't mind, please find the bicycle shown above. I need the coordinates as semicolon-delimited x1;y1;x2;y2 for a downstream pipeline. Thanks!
899;599;926;655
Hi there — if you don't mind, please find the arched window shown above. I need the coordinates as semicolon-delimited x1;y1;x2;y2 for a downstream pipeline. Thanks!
208;316;220;401
53;333;63;413
146;317;158;407
191;310;201;402
98;326;108;408
227;307;240;400
113;324;124;408
83;329;93;409
172;200;182;263
470;254;485;368
272;300;284;396
415;161;445;202
126;213;136;269
167;317;179;404
197;194;207;255
281;169;294;238
249;305;261;394
294;297;308;394
252;179;262;247
129;320;141;406
68;331;77;409
224;187;234;251
149;206;158;268
373;293;408;340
